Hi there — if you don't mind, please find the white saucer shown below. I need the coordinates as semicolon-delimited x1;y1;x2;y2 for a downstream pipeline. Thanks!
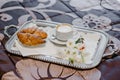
49;29;79;46
49;31;67;46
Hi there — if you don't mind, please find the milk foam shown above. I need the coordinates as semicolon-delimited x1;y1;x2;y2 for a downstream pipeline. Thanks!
57;26;72;32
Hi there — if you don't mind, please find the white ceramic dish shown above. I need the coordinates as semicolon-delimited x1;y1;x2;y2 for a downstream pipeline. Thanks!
49;29;78;46
49;30;67;45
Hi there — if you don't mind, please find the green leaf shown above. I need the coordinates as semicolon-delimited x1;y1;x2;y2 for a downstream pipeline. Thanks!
73;52;76;54
69;58;74;64
75;37;84;44
75;38;81;44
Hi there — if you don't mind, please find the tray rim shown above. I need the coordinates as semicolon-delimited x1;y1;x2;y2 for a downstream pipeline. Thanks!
5;20;109;69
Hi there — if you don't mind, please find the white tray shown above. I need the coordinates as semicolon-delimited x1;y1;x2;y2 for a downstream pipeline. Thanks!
5;20;109;69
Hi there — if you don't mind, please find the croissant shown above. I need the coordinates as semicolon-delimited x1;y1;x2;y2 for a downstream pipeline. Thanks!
17;27;47;46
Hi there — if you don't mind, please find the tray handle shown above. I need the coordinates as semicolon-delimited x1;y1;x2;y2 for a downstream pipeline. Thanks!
102;43;119;58
4;25;19;38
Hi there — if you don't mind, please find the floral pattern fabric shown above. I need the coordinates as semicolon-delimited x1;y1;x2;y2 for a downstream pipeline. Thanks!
0;0;120;80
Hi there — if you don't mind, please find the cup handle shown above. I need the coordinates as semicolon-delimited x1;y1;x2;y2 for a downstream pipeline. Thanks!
4;25;19;38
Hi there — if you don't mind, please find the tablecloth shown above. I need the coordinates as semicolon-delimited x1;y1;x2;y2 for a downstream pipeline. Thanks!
0;0;120;80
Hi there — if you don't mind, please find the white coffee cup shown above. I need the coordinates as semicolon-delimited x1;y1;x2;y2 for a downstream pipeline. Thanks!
56;23;73;41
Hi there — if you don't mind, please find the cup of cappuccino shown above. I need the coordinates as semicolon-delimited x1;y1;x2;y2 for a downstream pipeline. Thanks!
56;23;73;41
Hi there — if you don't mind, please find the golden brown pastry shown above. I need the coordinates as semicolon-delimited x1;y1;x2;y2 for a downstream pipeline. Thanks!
17;27;47;46
34;29;47;39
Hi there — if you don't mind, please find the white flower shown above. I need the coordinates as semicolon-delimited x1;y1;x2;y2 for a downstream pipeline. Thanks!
66;39;75;47
64;36;88;63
